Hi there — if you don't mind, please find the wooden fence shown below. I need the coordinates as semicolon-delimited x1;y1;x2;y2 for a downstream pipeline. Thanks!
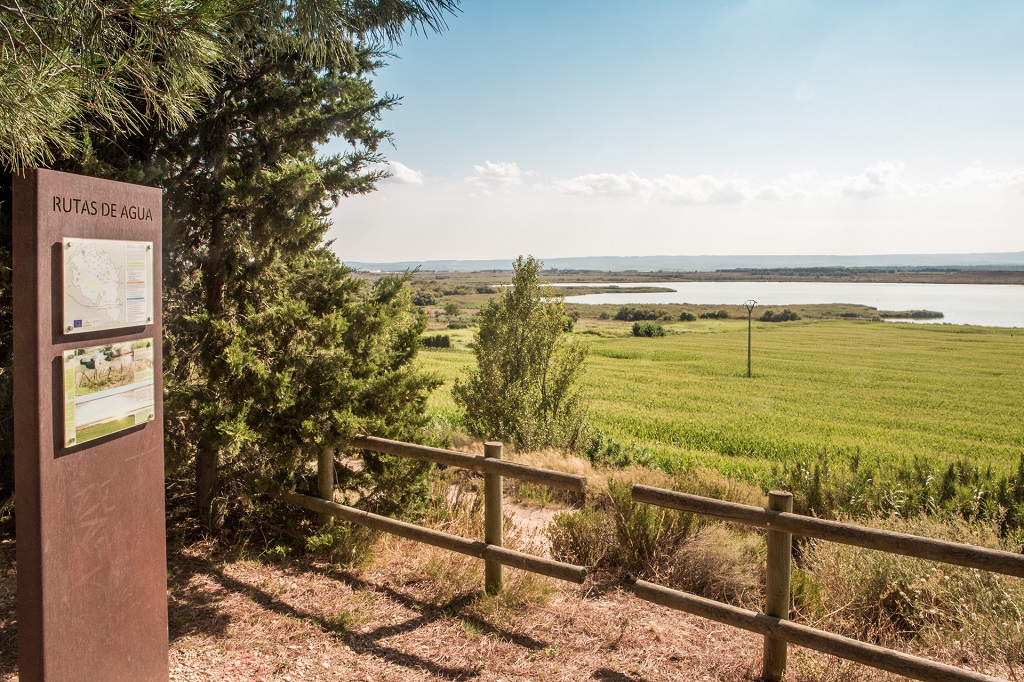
288;435;587;594
283;435;1019;682
631;485;1021;682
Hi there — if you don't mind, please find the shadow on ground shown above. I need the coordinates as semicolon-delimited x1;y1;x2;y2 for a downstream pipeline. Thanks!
592;670;652;682
169;545;551;680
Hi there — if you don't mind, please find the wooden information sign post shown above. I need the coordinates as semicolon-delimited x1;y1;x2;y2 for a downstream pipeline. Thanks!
12;169;168;681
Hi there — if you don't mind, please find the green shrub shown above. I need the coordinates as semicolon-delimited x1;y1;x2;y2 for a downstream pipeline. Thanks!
421;334;451;349
549;480;694;575
454;256;589;452
475;285;498;294
303;523;378;567
678;311;697;322
699;309;730;319
412;291;438;306
438;285;471;296
632;321;665;337
583;429;654;467
598;311;611;320
775;452;1024;532
614;306;661;321
760;308;800;322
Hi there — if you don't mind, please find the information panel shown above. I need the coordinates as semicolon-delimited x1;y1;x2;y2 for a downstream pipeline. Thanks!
63;237;155;333
62;339;156;446
15;169;168;682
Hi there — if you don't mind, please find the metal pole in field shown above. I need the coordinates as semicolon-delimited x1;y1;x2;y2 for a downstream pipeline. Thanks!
484;441;504;594
745;300;757;378
763;490;794;681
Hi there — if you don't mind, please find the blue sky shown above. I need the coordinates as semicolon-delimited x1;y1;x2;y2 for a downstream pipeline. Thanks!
327;0;1024;262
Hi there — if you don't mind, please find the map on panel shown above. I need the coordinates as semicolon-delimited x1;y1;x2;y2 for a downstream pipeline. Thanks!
63;238;154;334
63;339;156;446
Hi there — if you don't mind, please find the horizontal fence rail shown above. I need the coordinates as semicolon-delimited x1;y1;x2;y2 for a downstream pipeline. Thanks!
282;491;586;584
633;580;1004;682
632;485;1024;579
633;485;1017;682
351;435;587;493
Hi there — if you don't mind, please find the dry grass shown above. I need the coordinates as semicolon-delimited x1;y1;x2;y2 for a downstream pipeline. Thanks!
664;525;764;608
793;514;1024;680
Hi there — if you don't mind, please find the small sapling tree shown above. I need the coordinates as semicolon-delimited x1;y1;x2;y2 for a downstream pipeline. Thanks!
454;256;588;452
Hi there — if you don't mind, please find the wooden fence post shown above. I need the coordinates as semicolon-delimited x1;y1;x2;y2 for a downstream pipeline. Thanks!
484;441;504;594
318;447;335;526
763;490;794;681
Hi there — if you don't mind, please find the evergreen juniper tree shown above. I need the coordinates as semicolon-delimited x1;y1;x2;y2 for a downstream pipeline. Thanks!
138;2;454;531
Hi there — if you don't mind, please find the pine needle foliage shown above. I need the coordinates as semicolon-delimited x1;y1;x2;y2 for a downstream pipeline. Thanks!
454;256;589;452
0;0;227;170
0;0;458;171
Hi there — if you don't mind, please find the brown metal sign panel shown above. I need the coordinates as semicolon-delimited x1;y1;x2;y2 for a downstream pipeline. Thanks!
13;169;168;682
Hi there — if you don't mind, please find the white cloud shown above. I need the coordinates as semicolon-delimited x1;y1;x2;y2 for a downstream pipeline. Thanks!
754;171;818;201
329;160;1024;261
658;175;752;204
553;171;813;205
940;163;1024;193
551;162;1024;205
380;160;425;185
993;169;1024;192
823;162;933;199
372;160;1024;213
553;171;652;198
464;160;528;188
822;161;1024;199
554;171;748;204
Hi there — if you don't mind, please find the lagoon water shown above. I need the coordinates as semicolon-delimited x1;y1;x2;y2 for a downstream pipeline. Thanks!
563;282;1024;328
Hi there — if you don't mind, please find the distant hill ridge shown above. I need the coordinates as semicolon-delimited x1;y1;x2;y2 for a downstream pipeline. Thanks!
346;252;1024;272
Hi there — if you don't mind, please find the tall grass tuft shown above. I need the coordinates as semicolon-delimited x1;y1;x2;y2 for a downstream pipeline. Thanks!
793;514;1024;673
549;474;764;601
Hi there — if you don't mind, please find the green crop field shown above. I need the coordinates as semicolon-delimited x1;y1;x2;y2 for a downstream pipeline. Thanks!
418;319;1024;490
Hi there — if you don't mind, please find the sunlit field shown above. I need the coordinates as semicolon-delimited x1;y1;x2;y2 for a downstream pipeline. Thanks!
419;318;1024;486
